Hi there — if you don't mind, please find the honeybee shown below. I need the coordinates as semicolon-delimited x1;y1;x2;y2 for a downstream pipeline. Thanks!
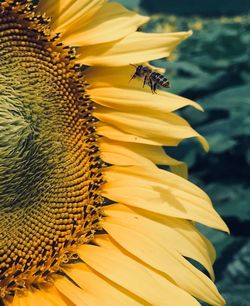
130;64;170;93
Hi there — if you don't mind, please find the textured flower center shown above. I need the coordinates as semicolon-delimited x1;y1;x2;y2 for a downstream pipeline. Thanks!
0;2;103;297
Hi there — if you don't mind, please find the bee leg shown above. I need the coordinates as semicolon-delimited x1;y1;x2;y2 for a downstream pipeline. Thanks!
143;75;148;87
153;82;157;93
129;73;136;82
149;78;155;94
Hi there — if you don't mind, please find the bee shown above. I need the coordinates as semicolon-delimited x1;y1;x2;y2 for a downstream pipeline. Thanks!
130;64;170;93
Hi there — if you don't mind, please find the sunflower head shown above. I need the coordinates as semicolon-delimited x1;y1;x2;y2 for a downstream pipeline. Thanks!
0;0;103;297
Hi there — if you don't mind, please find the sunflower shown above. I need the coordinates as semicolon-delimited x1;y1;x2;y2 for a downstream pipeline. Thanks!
0;0;228;305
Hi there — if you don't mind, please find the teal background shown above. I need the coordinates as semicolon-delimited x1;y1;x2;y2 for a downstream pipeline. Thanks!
117;0;250;305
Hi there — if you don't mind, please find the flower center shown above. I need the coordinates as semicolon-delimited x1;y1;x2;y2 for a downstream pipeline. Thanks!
0;1;103;298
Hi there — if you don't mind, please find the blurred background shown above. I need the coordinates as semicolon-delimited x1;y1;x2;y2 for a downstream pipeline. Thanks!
116;0;250;305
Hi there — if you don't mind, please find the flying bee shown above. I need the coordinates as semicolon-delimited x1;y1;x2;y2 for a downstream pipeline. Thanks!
130;64;170;93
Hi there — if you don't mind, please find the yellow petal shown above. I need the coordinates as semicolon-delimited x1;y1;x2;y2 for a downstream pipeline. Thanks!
100;138;179;166
5;295;22;306
60;3;149;46
102;205;225;305
103;203;216;276
170;163;188;178
36;0;60;19
100;138;184;166
103;166;229;231
89;86;202;114
98;123;181;146
77;235;200;306
7;287;69;306
94;106;208;151
86;67;202;113
35;288;71;306
106;165;208;200
100;138;188;177
78;31;192;66
64;263;143;306
54;277;97;306
9;293;30;306
37;0;105;33
100;139;155;168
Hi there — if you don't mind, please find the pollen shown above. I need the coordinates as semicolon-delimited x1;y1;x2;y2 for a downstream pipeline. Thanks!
0;1;103;298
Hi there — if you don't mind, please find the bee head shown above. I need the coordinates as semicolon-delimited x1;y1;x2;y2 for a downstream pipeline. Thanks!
136;65;145;76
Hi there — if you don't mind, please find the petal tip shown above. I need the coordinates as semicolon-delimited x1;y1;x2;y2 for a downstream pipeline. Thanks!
197;104;204;112
198;135;209;152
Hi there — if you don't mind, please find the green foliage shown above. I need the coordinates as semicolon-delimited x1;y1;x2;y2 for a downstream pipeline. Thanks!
143;13;250;304
114;0;140;10
140;0;250;17
216;238;250;306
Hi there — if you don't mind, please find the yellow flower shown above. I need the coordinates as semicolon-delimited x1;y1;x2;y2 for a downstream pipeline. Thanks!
0;0;228;305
